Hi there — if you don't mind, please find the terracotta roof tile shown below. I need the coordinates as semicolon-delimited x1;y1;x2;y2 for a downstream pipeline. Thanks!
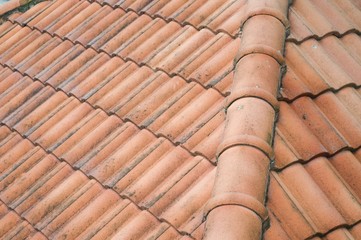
0;201;46;239
7;1;238;93
0;125;185;239
281;34;361;100
288;0;361;42
267;149;361;239
1;0;361;239
274;88;361;169
93;0;247;36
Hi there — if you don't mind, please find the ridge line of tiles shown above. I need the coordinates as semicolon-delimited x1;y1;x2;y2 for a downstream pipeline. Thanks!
0;42;217;166
286;29;361;45
87;0;238;40
6;20;228;98
0;123;193;239
0;198;49;239
272;146;361;172
202;1;290;239
279;85;361;103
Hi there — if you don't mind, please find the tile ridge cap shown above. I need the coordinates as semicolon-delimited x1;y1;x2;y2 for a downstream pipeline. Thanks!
202;0;291;239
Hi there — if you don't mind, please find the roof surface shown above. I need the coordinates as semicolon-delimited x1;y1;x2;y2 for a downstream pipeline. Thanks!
0;0;360;239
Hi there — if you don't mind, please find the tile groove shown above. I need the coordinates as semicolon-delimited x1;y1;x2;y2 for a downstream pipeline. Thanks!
0;123;195;239
0;37;218;167
286;29;361;45
0;198;49;239
6;20;229;98
87;0;239;40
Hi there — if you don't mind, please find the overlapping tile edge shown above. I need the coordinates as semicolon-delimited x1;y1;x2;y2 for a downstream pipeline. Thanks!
0;125;188;239
3;0;228;236
202;0;290;239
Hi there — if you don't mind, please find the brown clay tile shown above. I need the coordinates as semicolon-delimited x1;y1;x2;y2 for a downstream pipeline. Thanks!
304;157;361;223
102;0;248;36
121;76;191;125
183;110;225;161
0;203;45;240
30;103;94;150
56;115;123;164
4;87;56;129
288;0;361;41
53;3;102;38
25;97;82;142
99;14;154;54
281;35;361;100
22;0;70;28
86;124;155;184
36;0;90;35
124;153;204;209
204;205;262;240
0;127;188;239
8;1;51;26
86;63;153;108
329;149;361;200
0;0;21;16
65;5;114;42
267;148;361;239
151;162;215;233
0;31;41;64
35;44;86;83
0;25;26;48
0;80;43;121
149;87;223;143
0;21;17;38
0;75;32;108
24;40;74;78
267;173;319;239
82;10;138;48
15;38;63;74
122;21;183;62
45;49;107;89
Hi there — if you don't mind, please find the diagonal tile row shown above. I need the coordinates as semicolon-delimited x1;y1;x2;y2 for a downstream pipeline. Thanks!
274;87;361;169
0;126;193;239
1;123;360;240
0;73;217;236
5;0;238;93
1;24;359;176
266;149;361;240
288;0;361;42
91;0;247;37
0;26;226;160
281;33;361;100
0;201;47;240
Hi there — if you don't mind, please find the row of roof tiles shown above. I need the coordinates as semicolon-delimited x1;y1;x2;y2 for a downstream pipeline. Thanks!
1;0;360;42
0;126;191;239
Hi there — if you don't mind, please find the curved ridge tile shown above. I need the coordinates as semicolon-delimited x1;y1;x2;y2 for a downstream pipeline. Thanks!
203;0;290;239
